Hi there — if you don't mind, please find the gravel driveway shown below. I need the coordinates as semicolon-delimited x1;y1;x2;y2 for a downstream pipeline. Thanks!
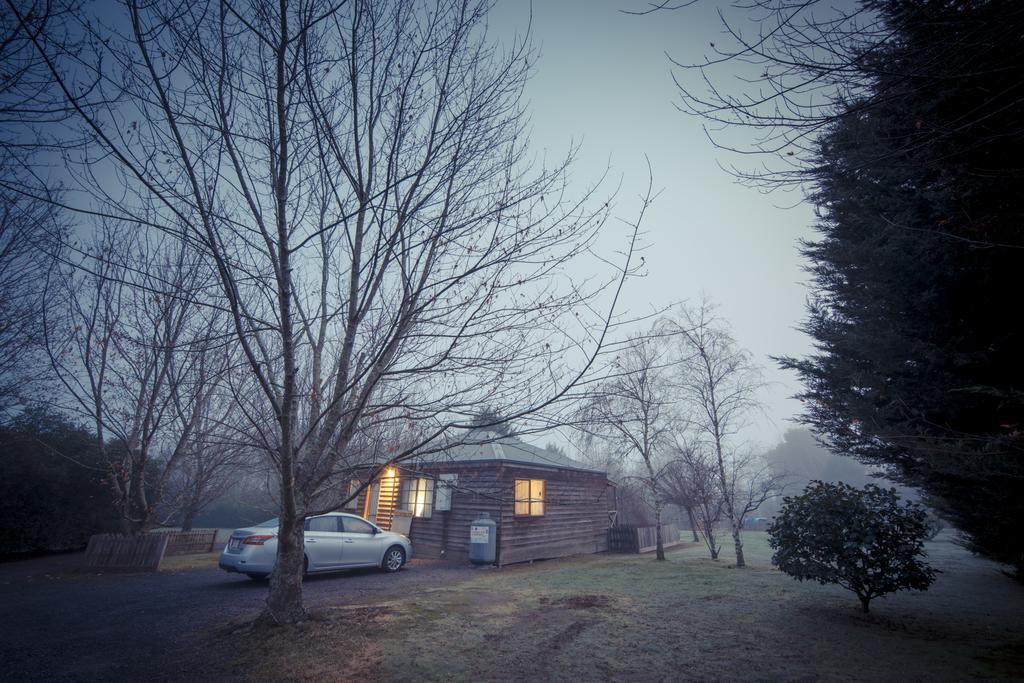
0;552;477;682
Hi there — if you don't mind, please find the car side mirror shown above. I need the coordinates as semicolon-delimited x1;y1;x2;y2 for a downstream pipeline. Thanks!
373;527;381;534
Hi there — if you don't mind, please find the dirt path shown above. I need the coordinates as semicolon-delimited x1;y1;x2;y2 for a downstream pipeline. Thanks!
0;554;476;682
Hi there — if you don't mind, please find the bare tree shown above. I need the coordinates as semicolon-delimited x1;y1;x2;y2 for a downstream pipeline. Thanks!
43;225;226;533
723;450;785;534
0;2;85;417
661;442;724;554
581;334;677;560
12;0;645;623
658;0;888;187
0;0;80;158
0;192;63;418
662;464;700;543
163;350;253;531
667;299;767;567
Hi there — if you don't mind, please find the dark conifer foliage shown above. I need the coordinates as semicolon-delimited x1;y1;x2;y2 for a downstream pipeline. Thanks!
780;1;1024;578
0;408;118;554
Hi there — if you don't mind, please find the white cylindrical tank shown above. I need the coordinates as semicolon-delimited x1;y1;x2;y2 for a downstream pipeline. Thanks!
469;512;497;565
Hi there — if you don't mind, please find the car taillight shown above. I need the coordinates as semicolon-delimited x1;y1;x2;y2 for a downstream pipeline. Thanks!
242;535;275;545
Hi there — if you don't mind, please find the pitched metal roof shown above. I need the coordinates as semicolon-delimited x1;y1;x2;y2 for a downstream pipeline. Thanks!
418;432;605;474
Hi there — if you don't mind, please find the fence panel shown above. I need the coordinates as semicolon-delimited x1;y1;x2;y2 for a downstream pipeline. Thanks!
607;526;639;553
164;530;219;555
83;534;169;571
607;524;683;554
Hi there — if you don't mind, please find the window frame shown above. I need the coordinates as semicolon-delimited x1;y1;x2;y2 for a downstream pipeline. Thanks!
304;515;342;532
435;473;457;512
340;516;376;534
514;479;545;517
397;476;435;519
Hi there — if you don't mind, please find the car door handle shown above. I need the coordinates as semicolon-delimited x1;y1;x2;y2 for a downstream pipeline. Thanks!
344;539;354;543
307;539;317;543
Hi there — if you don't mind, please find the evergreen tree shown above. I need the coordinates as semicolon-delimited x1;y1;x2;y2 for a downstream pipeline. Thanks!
780;0;1024;578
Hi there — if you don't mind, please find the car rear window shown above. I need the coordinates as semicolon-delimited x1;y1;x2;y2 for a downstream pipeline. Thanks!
305;516;339;532
342;517;375;534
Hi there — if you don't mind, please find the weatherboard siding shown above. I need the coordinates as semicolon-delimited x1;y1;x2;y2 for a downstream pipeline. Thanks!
404;464;506;559
350;459;614;565
404;463;613;565
496;465;612;565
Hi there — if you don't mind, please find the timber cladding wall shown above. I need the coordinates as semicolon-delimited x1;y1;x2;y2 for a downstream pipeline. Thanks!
406;464;506;560
497;465;612;566
404;462;614;565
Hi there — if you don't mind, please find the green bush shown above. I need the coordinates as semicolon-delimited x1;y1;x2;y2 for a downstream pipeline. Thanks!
767;481;937;612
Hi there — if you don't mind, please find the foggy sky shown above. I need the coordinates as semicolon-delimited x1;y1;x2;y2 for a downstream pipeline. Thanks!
51;0;818;453
490;0;817;450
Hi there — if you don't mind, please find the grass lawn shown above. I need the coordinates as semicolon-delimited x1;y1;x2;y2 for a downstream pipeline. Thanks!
158;529;232;572
223;531;1024;681
158;551;221;572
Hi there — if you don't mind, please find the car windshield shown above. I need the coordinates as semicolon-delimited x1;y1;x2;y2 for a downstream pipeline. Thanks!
254;517;279;528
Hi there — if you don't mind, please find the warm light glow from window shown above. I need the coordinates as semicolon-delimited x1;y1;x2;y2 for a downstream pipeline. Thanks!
398;476;434;518
412;485;429;517
514;479;545;516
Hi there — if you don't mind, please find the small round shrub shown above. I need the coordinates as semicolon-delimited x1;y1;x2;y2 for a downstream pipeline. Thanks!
767;481;938;612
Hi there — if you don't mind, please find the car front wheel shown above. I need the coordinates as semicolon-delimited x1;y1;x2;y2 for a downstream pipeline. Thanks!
382;546;405;573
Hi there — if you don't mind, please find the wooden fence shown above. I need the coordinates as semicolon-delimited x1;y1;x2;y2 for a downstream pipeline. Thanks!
607;524;681;554
83;534;169;571
163;530;219;555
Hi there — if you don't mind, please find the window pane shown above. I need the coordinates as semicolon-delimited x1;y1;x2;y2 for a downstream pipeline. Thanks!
514;500;530;516
411;477;434;518
515;479;529;501
531;501;544;516
532;480;545;502
343;517;375;534
306;516;337;532
436;474;456;512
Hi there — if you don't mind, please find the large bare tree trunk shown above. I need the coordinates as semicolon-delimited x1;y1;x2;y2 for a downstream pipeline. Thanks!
653;498;665;561
730;520;745;568
715;448;746;567
685;505;699;542
263;505;306;625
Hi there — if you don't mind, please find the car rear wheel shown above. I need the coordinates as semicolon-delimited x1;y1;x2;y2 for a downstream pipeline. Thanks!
382;546;405;573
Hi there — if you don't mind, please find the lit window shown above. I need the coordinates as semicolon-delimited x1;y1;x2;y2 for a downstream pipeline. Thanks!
514;479;545;516
398;476;434;518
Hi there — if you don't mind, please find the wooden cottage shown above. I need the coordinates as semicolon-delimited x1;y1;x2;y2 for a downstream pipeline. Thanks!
343;435;616;565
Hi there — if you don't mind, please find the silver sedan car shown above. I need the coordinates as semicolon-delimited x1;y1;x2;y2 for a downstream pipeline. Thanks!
218;512;412;580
